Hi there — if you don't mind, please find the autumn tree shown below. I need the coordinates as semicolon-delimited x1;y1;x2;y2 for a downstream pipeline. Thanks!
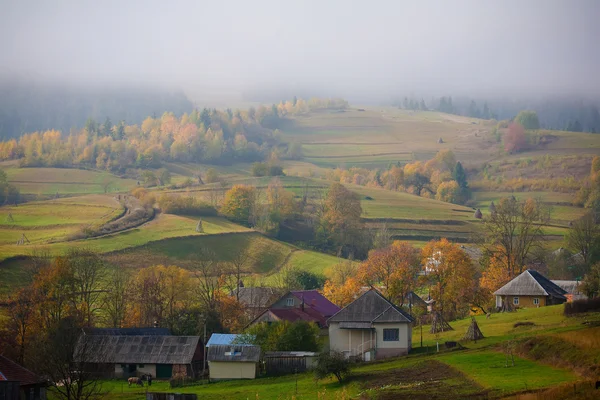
504;122;527;153
6;287;36;363
321;260;361;307
482;197;549;277
421;239;477;319
319;183;365;257
514;110;540;130
358;241;420;306
581;262;600;298
220;184;256;225
65;249;105;327
565;212;600;266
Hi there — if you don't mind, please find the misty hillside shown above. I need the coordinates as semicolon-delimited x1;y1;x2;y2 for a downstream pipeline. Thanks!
0;77;193;139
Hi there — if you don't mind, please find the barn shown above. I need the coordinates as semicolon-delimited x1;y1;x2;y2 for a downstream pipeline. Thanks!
76;335;203;379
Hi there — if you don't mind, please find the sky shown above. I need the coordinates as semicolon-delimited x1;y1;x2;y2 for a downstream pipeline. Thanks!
1;0;599;102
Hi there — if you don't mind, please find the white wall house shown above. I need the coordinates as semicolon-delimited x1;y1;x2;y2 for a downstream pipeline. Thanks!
327;289;413;361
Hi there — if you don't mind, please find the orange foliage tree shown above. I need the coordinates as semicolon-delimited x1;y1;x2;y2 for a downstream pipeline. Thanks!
358;241;420;306
504;122;527;153
421;239;477;319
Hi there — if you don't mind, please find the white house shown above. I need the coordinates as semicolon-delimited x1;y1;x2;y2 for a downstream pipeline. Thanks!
327;289;413;361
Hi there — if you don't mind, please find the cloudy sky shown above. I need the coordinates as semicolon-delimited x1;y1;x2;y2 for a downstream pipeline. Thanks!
1;0;599;101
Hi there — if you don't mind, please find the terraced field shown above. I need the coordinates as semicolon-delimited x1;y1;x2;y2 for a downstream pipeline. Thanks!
4;166;137;196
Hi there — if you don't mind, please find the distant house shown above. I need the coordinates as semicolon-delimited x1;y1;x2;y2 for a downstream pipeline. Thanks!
77;335;203;379
494;270;568;309
0;355;47;400
551;280;588;302
327;289;414;361
249;290;340;329
207;345;261;381
231;287;279;319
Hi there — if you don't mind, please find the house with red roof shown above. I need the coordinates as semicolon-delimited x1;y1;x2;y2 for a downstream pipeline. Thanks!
0;355;47;400
248;290;340;330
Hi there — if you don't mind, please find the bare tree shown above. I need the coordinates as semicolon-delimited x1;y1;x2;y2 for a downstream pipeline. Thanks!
6;287;35;364
481;197;550;276
225;248;255;300
101;268;130;328
35;318;106;400
566;212;599;266
66;249;106;327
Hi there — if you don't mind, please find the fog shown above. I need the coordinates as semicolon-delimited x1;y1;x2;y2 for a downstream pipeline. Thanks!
2;0;599;103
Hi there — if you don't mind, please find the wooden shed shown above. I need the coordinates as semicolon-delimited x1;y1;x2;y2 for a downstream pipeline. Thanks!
263;352;318;376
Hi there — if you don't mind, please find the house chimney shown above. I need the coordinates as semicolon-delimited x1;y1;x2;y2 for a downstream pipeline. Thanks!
301;295;305;312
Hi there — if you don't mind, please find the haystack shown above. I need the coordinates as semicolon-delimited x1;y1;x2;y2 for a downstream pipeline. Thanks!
463;317;484;341
437;137;444;144
196;219;204;233
430;311;453;333
474;209;482;219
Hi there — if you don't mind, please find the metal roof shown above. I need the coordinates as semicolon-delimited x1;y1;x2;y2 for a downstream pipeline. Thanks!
207;345;260;363
206;334;254;347
0;355;44;386
494;270;567;299
264;352;318;357
328;289;414;324
76;335;200;364
289;290;340;317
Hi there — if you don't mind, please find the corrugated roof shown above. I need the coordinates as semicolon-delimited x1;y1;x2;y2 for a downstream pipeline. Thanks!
494;270;567;299
269;307;328;327
206;334;254;347
328;289;414;324
551;280;583;295
207;345;260;363
76;335;200;364
0;355;44;386
290;290;340;317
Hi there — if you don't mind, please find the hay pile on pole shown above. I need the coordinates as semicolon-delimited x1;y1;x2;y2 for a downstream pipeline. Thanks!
430;311;453;333
463;317;484;341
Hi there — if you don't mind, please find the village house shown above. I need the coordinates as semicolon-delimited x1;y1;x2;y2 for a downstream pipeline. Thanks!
206;344;261;381
327;289;414;361
494;269;568;309
248;290;340;330
551;280;588;302
76;335;203;379
230;286;279;320
0;354;47;400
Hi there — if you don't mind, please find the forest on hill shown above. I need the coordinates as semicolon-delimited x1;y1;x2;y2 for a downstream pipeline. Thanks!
0;76;194;140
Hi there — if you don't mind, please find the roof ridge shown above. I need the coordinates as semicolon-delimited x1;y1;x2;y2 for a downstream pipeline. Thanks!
526;270;549;296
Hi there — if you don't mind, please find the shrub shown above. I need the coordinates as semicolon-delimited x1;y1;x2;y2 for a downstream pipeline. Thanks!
314;351;351;383
564;298;600;316
157;194;217;216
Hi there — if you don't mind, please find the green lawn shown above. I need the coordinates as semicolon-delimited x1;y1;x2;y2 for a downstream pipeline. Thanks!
437;350;576;393
5;167;137;195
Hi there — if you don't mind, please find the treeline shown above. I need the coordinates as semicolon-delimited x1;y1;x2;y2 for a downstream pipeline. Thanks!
0;77;193;140
395;95;600;133
0;97;344;170
323;150;471;205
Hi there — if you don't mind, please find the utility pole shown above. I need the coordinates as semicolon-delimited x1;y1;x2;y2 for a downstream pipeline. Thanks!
202;320;207;379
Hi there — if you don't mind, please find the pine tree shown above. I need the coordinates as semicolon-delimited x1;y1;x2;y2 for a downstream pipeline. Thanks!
453;162;468;189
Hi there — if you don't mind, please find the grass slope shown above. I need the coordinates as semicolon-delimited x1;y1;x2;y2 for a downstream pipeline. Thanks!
5;167;137;195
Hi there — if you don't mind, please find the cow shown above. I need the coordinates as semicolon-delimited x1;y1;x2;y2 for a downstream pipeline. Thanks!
128;377;143;387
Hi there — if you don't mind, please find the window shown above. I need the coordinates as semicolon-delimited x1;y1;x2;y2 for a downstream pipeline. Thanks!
513;297;519;306
286;298;294;307
533;298;539;305
383;328;399;341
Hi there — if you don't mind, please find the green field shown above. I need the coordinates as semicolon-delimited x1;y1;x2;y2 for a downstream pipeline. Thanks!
5;167;138;195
